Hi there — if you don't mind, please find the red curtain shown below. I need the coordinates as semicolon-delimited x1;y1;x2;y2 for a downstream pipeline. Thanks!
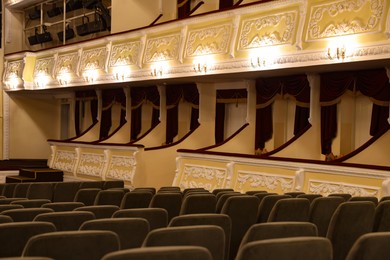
255;75;310;150
177;0;191;19
100;88;126;139
75;90;98;136
320;68;389;155
145;86;161;128
130;87;146;141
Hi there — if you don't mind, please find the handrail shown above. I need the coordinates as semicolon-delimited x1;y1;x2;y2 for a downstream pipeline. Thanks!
149;13;163;27
47;120;99;142
188;1;204;16
128;121;161;144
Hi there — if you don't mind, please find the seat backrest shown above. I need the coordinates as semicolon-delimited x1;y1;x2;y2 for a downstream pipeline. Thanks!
236;237;332;260
326;201;376;260
0;221;56;257
133;187;156;195
267;198;310;222
13;183;31;198
27;183;54;200
0;215;13;223
79;181;104;189
143;225;225;260
157;186;181;193
221;195;260;260
94;190;125;206
52;182;81;202
23;230;120;260
74;205;119;219
239;222;318;248
212;188;234;195
112;208;168;230
349;196;379;206
373;200;390;232
284;192;306;198
33;211;96;231
328;193;352;201
257;195;292;223
1;208;54;222
309;196;345;237
179;193;217;215
41;202;85;212
297;193;323;203
0;204;24;213
149;192;182;223
2;183;17;198
169;213;231;260
73;188;101;206
215;193;242;213
103;180;124;190
102;245;212;260
345;232;390;260
80;217;150;249
11;199;51;208
120;191;153;209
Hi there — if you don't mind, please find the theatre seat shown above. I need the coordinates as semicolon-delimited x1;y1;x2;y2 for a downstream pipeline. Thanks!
120;191;153;209
113;208;168;230
346;232;390;260
1;208;54;222
33;211;95;231
267;198;310;222
23;230;120;260
74;205;119;219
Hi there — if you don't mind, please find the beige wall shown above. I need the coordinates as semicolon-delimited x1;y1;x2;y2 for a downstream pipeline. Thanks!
4;8;24;54
8;95;60;159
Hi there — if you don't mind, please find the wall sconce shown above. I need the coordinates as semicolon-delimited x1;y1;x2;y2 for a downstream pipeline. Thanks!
113;66;130;81
5;72;22;89
151;64;164;77
193;62;208;73
327;46;346;61
250;56;267;68
83;69;99;83
57;73;71;85
34;71;50;88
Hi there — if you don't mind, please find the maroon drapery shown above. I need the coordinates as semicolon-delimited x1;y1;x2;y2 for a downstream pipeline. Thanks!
99;88;126;139
215;89;247;144
75;90;98;136
320;68;389;155
130;87;146;141
255;75;310;150
183;84;200;130
219;0;234;9
177;0;191;19
145;86;160;128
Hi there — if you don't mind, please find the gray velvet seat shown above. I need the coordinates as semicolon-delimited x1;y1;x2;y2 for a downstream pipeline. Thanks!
236;237;332;260
284;192;306;198
267;198;310;222
373;200;390;231
0;197;27;205
158;186;181;192
79;181;104;189
326;201;375;260
23;230;120;260
143;225;225;260
149;192;182;223
74;205;119;219
2;183;18;198
133;187;156;195
346;232;390;260
215;192;242;213
297;193;323;203
308;196;345;237
41;202;85;212
221;195;260;260
0;214;13;223
11;199;51;208
113;208;168;230
328;193;352;201
0;204;24;212
179;193;217;215
257;194;292;223
27;183;54;200
349;196;379;206
94;190;125;206
212;188;234;195
169;213;231;260
0;221;56;257
33;211;95;231
80;217;149;249
73;188;101;206
52;182;81;202
1;208;54;222
182;188;206;197
13;183;31;198
239;222;318;248
120;191;153;209
103;180;124;190
102;246;212;260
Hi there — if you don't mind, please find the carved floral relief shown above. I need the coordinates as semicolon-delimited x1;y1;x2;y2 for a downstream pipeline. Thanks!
109;41;141;67
80;47;107;72
54;52;79;77
143;34;180;64
34;57;55;77
309;179;379;196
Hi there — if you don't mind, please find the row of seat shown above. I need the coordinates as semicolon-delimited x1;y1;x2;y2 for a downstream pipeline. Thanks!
0;212;389;260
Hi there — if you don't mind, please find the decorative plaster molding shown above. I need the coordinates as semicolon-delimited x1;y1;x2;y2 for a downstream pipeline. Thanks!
3;59;24;82
2;93;10;159
185;24;232;57
54;52;79;78
238;11;298;50
52;150;77;173
180;164;228;190
77;152;105;177
307;0;385;41
309;179;379;196
143;34;181;64
79;47;108;73
34;57;55;78
109;41;141;67
235;170;295;192
106;155;137;182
